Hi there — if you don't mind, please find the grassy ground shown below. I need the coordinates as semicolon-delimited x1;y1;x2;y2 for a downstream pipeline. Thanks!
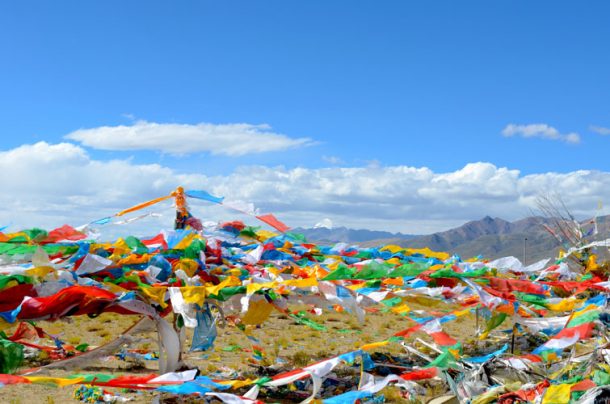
2;299;480;403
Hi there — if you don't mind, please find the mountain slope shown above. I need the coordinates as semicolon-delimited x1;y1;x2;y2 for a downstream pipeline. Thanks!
392;216;557;260
308;215;608;261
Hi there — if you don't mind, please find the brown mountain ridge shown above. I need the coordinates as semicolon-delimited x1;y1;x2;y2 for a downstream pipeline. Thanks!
297;215;609;262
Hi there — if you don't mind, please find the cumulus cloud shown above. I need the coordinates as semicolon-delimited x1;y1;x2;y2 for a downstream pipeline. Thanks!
1;142;609;235
502;123;581;144
590;125;610;136
65;120;315;156
0;142;208;231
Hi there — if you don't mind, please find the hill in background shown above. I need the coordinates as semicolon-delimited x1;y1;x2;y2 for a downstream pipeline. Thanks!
291;226;416;244
296;215;610;262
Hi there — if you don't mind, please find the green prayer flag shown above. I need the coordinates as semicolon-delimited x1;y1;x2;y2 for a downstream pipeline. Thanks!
322;264;355;280
0;339;24;374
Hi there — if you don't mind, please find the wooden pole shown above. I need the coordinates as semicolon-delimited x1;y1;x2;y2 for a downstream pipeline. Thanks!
173;186;188;230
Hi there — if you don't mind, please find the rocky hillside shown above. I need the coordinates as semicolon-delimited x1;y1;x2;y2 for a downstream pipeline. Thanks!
298;215;609;261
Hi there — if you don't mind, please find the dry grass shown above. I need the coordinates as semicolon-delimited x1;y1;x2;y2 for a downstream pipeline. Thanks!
1;300;479;402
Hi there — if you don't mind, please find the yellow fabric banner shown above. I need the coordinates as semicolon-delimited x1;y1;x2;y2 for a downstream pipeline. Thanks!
242;299;274;325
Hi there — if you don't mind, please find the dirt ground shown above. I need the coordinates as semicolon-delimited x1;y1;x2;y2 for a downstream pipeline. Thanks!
1;297;481;403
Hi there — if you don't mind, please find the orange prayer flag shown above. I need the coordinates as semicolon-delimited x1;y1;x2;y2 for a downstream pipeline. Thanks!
116;195;172;217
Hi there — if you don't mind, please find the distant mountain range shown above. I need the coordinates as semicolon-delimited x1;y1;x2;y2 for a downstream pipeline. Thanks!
292;226;416;244
295;215;610;261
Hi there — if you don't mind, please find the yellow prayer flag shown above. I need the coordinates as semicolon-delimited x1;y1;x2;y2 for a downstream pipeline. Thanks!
140;286;168;308
246;281;276;295
241;299;274;325
546;298;580;312
550;363;575;379
391;304;411;315
542;384;572;404
0;280;18;291
218;379;256;389
117;253;151;266
256;230;277;241
26;376;85;387
471;387;505;404
0;318;13;331
25;266;54;278
360;340;390;350
205;276;241;296
380;245;404;254
174;233;197;250
175;258;199;278
453;308;472;317
180;286;206;306
283;277;318;288
103;282;130;294
405;247;450;261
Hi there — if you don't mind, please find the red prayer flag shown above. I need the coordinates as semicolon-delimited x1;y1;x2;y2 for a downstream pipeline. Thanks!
400;367;438;381
256;214;290;233
555;322;595;340
141;233;168;250
43;225;87;243
430;331;458;346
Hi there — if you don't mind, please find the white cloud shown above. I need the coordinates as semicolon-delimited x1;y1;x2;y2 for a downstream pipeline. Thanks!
502;123;581;144
65;120;315;156
590;125;610;136
200;162;610;233
1;142;610;236
0;142;207;232
322;155;345;165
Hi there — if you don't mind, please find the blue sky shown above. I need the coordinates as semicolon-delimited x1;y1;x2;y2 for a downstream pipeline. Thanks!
1;1;610;234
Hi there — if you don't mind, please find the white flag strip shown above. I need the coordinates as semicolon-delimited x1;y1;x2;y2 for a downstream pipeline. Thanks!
117;298;160;317
114;212;163;225
421;318;443;334
32;247;52;267
148;369;198;383
358;290;389;303
516;315;570;332
358;373;414;394
153;316;182;374
318;281;365;323
595;281;610;290
205;392;260;403
487;256;550;273
536;262;578;281
538;333;580;351
564;238;610;259
394;287;449;298
222;200;260;217
241;244;264;265
168;287;197;328
75;253;112;276
501;358;533;371
0;264;34;276
463;279;505;309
